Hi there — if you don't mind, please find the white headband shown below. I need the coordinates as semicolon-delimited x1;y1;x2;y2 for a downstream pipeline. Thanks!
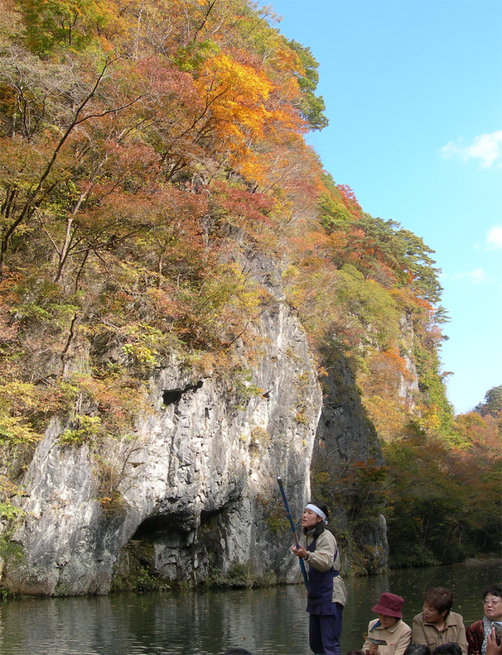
305;503;328;524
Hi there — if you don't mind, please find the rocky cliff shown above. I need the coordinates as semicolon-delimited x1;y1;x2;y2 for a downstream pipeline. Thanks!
0;256;389;595
2;260;325;595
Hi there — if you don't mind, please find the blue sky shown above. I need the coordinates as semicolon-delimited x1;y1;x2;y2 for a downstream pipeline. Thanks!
263;0;502;415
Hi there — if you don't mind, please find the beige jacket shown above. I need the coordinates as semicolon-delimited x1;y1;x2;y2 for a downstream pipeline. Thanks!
412;611;468;655
363;618;412;655
304;529;347;606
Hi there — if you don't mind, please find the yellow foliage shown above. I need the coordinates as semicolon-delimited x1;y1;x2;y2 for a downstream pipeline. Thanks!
198;52;272;137
0;414;41;444
362;395;407;442
0;381;45;444
416;403;442;437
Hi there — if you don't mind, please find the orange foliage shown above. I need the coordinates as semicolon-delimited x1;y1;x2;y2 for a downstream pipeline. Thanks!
337;184;362;218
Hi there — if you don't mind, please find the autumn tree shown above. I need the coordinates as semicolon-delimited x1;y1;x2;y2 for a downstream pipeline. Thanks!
0;0;330;449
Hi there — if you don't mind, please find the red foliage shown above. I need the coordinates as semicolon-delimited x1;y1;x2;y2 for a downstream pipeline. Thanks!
210;180;274;227
337;184;362;218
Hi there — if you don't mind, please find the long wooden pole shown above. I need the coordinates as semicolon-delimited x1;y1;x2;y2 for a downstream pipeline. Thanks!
277;476;309;591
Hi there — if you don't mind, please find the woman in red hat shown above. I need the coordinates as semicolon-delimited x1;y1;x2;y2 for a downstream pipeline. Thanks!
362;592;412;655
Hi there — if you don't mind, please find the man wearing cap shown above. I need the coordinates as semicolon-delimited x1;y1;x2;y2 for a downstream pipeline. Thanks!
362;592;412;655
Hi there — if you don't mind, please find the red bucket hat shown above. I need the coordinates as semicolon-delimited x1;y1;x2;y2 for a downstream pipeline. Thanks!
371;592;405;618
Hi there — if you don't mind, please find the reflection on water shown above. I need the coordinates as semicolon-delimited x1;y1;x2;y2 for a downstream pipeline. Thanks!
0;563;500;654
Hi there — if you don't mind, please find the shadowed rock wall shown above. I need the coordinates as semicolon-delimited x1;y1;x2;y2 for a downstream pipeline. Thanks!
313;357;389;573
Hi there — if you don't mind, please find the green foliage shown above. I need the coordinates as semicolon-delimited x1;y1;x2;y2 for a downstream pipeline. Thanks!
393;228;443;303
334;213;443;303
314;455;387;532
319;173;361;231
476;384;502;419
286;39;329;130
59;414;102;446
230;368;264;401
0;533;24;564
16;0;113;56
174;39;220;72
383;416;501;567
0;381;52;445
319;190;356;231
413;346;456;439
335;267;402;349
312;449;388;573
255;493;289;535
0;496;25;567
0;500;24;521
206;560;274;589
121;323;165;368
112;540;171;592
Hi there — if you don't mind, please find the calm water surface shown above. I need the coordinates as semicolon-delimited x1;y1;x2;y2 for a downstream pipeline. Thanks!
0;562;500;655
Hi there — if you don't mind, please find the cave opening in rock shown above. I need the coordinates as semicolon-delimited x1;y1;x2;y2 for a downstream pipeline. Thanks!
116;514;192;592
162;389;183;405
162;380;203;406
132;513;183;540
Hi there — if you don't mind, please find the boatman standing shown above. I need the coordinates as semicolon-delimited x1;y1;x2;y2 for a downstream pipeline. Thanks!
291;500;347;655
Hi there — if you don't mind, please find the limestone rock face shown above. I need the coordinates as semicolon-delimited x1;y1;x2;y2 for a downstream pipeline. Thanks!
6;292;323;595
3;251;394;595
398;316;420;406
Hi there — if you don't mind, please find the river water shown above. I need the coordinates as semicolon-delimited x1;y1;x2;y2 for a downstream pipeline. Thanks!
0;562;500;654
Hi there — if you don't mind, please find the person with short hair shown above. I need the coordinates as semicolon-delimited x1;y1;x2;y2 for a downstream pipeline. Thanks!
291;500;347;655
466;584;502;655
412;587;467;655
362;592;412;655
405;645;431;655
433;645;463;655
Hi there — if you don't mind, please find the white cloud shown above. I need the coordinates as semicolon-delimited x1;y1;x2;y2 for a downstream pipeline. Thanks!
448;268;491;283
440;130;502;168
487;225;502;250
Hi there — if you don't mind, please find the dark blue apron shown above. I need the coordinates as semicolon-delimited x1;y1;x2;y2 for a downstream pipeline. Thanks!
306;539;339;615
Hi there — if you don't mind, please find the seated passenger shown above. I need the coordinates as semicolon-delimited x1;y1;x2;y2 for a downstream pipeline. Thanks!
412;587;467;655
466;584;502;655
363;592;412;655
